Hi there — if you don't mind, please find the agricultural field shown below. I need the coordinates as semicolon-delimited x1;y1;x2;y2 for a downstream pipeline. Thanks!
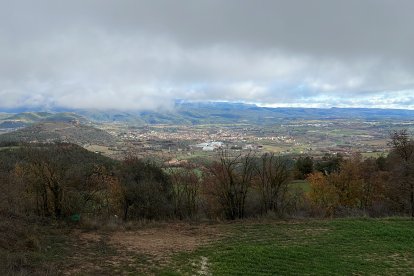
16;218;414;275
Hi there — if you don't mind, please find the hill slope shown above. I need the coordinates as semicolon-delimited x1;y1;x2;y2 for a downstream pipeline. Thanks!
0;112;88;129
0;122;117;146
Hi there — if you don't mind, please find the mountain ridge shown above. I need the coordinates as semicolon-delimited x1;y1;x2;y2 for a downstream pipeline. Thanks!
1;102;414;126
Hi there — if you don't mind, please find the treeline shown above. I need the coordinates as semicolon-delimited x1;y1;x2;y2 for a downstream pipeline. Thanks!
307;130;414;217
0;130;413;222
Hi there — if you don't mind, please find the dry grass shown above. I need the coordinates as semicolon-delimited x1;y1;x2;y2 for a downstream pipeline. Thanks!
0;212;60;275
62;222;225;275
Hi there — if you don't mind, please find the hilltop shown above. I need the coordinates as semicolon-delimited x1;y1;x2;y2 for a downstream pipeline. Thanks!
0;111;87;129
0;121;117;146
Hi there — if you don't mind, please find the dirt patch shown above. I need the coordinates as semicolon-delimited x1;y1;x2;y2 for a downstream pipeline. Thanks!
78;231;102;243
62;223;224;275
109;223;223;258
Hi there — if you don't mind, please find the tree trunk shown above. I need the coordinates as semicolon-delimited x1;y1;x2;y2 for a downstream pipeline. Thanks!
411;183;414;218
123;204;129;221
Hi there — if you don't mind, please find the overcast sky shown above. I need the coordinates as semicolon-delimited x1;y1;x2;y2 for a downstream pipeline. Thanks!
1;0;414;110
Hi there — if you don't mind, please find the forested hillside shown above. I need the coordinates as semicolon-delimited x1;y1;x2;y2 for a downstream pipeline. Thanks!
0;122;117;146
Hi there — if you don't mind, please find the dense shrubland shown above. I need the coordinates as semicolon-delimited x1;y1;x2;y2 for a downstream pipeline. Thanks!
0;130;413;223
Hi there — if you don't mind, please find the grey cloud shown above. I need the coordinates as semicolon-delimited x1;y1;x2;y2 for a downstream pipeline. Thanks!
0;0;414;110
4;0;412;57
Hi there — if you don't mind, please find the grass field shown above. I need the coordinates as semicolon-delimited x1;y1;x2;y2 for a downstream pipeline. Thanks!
27;218;413;275
290;179;310;192
165;218;414;275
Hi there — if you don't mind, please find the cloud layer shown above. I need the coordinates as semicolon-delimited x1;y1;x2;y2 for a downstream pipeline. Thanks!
1;0;414;110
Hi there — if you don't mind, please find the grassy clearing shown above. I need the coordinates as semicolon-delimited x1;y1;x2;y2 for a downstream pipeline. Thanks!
6;218;414;275
83;144;112;154
261;144;284;153
290;179;310;192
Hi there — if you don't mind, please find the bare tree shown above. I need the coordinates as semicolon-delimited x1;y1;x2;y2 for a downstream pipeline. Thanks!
207;150;256;219
388;130;414;217
169;166;200;219
20;146;67;218
255;153;292;215
14;144;115;219
389;130;414;162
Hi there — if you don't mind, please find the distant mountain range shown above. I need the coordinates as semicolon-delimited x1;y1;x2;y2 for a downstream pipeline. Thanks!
76;102;414;124
1;102;414;128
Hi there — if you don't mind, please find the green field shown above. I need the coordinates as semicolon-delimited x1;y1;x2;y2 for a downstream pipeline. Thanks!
23;218;412;275
166;218;414;275
290;179;310;192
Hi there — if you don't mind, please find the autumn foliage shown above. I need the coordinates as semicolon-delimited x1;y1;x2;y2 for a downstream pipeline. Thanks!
0;129;413;222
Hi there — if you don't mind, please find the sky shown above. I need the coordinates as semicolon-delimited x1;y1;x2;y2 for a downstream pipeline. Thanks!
1;0;414;111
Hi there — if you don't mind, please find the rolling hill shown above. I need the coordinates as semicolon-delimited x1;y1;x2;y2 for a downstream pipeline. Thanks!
0;121;117;146
0;112;87;129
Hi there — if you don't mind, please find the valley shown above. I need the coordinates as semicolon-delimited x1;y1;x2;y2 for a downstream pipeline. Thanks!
1;103;414;161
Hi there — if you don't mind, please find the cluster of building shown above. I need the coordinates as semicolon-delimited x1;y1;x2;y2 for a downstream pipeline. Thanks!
193;141;224;151
116;126;297;146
